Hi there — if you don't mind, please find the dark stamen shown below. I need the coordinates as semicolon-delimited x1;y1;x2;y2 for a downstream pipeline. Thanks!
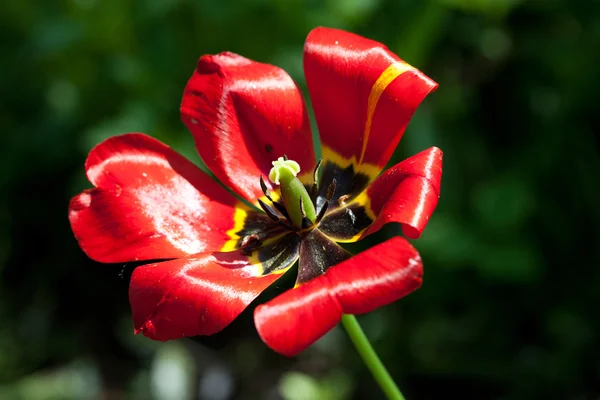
298;197;314;230
310;159;322;203
257;199;279;221
272;201;291;220
310;185;317;204
301;216;312;230
299;196;307;219
283;154;288;161
326;178;337;201
278;219;298;231
313;159;322;184
315;200;329;222
259;175;273;201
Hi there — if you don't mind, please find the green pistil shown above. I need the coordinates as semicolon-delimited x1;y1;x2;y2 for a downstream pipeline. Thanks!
269;157;316;229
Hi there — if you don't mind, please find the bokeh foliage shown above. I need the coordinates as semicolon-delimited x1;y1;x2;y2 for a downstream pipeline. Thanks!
1;0;599;399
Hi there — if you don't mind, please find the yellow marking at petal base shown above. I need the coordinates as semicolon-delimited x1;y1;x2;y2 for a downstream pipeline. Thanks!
253;186;281;208
245;234;299;277
359;62;414;165
297;171;315;186
352;192;376;221
221;209;297;277
321;146;380;182
221;205;249;252
249;260;296;278
332;191;377;243
319;145;377;243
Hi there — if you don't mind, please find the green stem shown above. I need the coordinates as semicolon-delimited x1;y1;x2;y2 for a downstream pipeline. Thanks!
341;314;406;400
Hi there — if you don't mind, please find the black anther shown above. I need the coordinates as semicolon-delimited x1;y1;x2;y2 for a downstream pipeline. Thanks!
272;201;290;220
301;216;312;230
299;196;307;218
313;159;322;184
258;199;279;222
259;175;273;201
278;219;298;231
315;201;329;222
326;178;337;201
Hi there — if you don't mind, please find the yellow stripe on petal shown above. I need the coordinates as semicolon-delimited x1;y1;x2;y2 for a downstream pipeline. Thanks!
221;206;249;252
359;62;414;165
321;146;380;182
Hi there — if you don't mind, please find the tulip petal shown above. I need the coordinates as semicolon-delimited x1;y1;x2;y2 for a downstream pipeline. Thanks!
304;27;437;200
131;233;301;341
181;52;316;205
364;147;443;239
319;147;442;241
254;236;422;356
69;133;276;263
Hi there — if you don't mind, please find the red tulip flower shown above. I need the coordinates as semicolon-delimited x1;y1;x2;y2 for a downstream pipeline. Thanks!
69;27;442;357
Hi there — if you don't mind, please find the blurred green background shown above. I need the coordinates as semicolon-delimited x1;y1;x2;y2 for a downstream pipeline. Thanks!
1;0;599;399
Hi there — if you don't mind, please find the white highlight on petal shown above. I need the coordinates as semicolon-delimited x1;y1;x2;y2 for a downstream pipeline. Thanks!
87;153;172;184
78;192;92;207
132;175;206;255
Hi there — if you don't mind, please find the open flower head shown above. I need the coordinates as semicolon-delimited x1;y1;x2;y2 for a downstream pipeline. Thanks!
69;27;443;356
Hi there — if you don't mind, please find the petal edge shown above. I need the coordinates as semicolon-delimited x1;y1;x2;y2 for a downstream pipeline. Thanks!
181;52;316;204
254;236;422;356
131;235;300;341
69;133;249;263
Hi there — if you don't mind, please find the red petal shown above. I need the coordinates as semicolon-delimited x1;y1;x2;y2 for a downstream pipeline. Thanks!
69;133;248;263
254;236;422;356
181;52;316;204
304;27;437;176
364;147;443;239
131;234;300;341
318;147;442;242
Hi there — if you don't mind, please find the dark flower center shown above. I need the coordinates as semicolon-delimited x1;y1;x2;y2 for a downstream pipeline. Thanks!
234;156;354;283
256;156;336;239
